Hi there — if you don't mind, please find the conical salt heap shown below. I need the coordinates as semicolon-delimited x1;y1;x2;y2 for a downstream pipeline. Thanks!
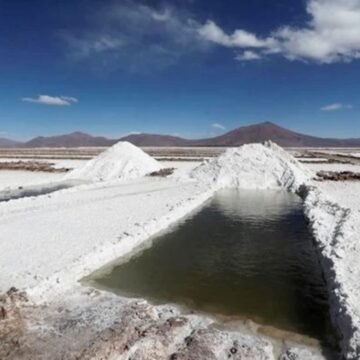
189;141;309;191
67;141;161;182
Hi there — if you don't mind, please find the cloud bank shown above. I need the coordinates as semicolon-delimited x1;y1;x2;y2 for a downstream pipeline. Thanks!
61;1;208;71
61;0;360;67
22;95;78;106
198;0;360;64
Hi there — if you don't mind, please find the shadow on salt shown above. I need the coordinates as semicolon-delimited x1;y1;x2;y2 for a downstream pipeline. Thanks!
0;180;83;202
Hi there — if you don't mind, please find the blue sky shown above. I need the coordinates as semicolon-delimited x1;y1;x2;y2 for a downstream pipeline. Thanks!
1;0;360;140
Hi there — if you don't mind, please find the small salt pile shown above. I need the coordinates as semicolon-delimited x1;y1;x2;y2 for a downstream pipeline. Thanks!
66;141;161;182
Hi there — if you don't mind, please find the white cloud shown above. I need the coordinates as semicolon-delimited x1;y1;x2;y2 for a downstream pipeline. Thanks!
321;103;352;111
61;2;208;70
64;36;125;58
273;0;360;63
22;95;78;106
198;0;360;64
212;123;226;131
198;21;274;48
236;50;262;61
151;8;172;22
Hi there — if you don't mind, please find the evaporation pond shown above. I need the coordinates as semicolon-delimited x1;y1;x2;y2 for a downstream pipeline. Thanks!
89;189;335;345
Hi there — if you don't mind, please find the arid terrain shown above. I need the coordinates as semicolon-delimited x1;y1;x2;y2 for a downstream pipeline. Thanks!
1;145;360;359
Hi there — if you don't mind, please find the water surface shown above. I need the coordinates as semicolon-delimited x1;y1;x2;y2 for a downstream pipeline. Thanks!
89;190;336;348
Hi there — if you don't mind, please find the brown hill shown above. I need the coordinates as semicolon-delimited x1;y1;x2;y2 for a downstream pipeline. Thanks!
192;122;360;147
0;138;22;148
24;132;116;148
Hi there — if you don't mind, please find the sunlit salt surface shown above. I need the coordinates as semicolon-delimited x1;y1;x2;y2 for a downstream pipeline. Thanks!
89;190;337;348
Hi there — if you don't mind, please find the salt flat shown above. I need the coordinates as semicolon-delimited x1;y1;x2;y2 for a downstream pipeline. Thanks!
0;164;207;297
1;144;360;359
0;159;86;191
0;170;65;190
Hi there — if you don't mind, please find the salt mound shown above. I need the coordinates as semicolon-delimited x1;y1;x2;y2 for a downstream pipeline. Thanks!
66;142;161;182
189;141;309;191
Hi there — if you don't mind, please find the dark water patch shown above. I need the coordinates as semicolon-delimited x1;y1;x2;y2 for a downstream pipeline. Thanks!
88;190;338;352
0;182;76;202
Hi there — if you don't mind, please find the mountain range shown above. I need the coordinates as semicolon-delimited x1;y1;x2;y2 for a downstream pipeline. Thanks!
1;122;360;148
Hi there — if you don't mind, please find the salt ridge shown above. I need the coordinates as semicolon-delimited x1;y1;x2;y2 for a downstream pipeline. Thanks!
189;141;310;191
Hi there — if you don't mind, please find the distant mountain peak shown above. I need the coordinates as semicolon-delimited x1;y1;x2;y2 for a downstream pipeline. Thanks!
246;121;282;129
259;121;276;126
68;131;92;137
23;131;116;148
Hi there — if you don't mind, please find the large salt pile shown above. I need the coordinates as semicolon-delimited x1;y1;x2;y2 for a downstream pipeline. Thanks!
66;141;161;182
190;141;309;191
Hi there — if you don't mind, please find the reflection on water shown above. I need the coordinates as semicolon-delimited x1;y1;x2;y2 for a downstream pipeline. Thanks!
89;190;337;349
